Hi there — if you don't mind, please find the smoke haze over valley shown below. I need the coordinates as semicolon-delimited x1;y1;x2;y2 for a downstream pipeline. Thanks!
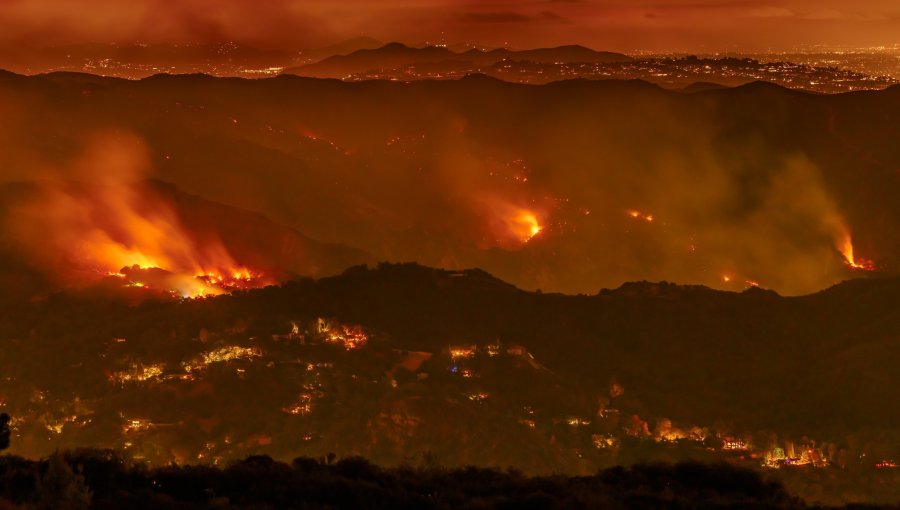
0;72;897;298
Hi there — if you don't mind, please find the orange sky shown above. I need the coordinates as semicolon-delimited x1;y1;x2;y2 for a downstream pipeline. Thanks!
1;0;898;52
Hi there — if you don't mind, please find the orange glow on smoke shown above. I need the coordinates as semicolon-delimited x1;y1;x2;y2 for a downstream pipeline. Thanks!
79;195;267;297
4;133;279;299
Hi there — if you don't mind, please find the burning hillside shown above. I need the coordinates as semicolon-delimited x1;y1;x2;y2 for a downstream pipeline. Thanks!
0;134;370;297
838;232;876;272
8;179;271;298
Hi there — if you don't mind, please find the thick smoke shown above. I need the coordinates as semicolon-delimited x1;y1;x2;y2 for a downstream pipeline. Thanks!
375;87;863;295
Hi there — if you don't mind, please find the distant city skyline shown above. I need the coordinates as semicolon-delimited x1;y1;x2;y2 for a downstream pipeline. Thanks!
1;0;899;53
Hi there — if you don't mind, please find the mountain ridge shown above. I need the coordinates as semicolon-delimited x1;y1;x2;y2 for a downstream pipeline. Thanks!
282;42;634;78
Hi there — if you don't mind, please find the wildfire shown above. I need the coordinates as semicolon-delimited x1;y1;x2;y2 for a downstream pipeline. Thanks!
316;318;369;350
13;175;271;298
509;209;542;243
839;233;875;271
194;268;269;295
0;133;281;299
525;215;543;240
114;265;269;299
481;197;545;247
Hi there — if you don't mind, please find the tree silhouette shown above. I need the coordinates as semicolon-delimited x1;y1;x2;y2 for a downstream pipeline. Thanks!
0;413;10;451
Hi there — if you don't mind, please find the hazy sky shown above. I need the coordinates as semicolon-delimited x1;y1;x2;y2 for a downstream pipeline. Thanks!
1;0;898;52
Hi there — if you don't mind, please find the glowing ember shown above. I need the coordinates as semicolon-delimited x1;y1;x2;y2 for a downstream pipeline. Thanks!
109;363;165;384
194;268;270;295
117;265;268;299
316;318;369;350
839;234;875;271
449;346;477;360
626;210;654;223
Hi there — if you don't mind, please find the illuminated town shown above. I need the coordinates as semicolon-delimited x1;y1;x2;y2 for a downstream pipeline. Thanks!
339;51;898;93
4;41;898;94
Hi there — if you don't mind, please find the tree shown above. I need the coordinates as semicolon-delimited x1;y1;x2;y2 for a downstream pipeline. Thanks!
35;452;92;510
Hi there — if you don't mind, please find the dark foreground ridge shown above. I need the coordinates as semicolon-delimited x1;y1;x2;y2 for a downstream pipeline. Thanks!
0;451;853;510
3;264;900;504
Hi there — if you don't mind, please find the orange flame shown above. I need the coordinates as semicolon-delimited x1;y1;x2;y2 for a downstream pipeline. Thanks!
479;197;544;248
626;210;654;223
518;211;543;242
12;179;268;297
498;207;543;245
839;233;875;271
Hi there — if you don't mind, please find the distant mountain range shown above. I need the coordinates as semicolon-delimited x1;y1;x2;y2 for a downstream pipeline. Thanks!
1;40;891;95
282;42;633;78
0;39;631;79
296;36;384;64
